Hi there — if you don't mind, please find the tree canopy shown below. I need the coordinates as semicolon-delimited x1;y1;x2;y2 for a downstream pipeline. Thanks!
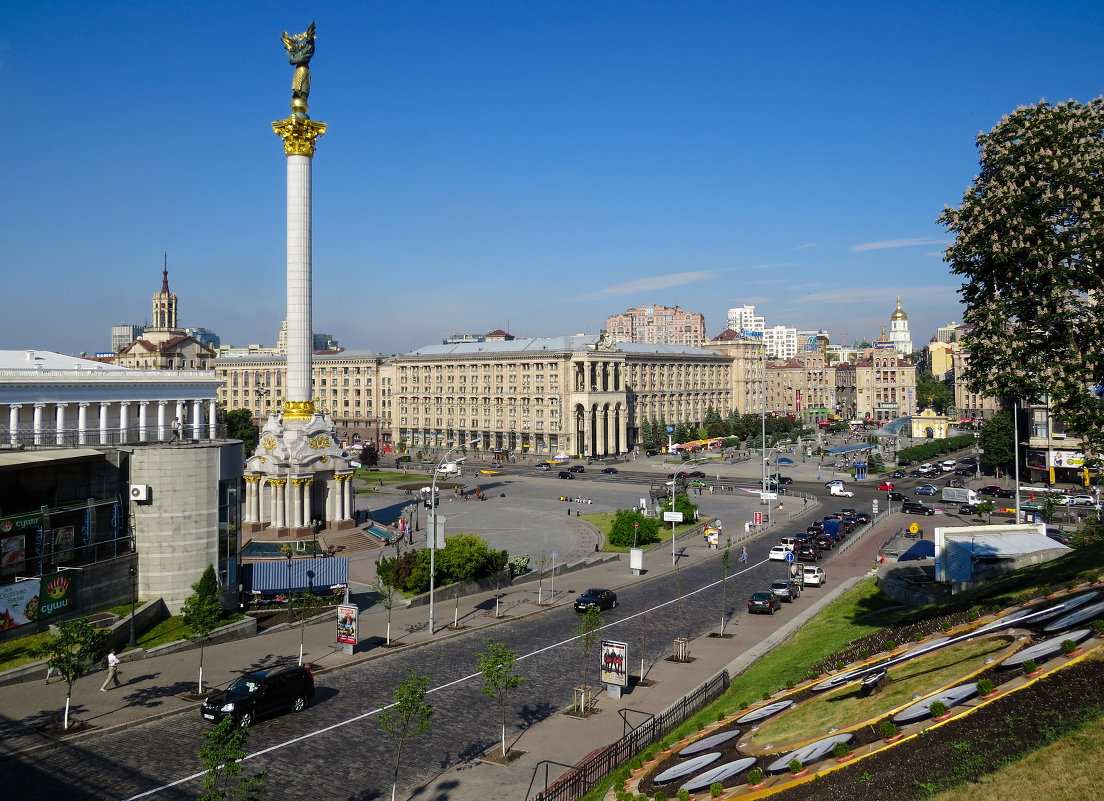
939;98;1104;450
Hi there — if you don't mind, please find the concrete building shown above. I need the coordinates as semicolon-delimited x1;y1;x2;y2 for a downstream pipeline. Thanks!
605;305;707;348
835;351;917;422
0;350;239;618
111;324;144;354
1024;397;1091;487
726;305;764;336
762;324;799;359
765;351;836;425
708;329;764;416
951;348;1002;422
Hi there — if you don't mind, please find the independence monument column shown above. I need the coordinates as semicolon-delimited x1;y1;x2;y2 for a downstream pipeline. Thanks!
243;23;355;536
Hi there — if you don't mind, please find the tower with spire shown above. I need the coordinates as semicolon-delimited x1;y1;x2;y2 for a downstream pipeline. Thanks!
888;296;914;355
144;255;184;345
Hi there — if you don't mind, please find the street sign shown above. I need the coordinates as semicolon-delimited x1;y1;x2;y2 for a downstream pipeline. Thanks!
872;499;879;514
663;511;684;522
760;491;778;500
754;512;763;526
908;523;919;534
785;551;795;562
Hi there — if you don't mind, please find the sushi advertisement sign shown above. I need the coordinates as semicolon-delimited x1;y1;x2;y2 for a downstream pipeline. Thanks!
0;571;79;632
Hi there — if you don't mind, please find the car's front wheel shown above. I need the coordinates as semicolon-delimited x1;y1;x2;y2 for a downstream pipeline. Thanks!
237;711;253;729
292;694;307;713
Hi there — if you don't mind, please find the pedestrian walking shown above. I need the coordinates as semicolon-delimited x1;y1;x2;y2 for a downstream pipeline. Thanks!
739;545;748;564
45;664;61;684
100;649;121;691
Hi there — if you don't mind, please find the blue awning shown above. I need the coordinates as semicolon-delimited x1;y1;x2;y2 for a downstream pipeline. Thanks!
242;557;348;594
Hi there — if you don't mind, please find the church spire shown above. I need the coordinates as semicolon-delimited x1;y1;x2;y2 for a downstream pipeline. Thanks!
161;253;170;293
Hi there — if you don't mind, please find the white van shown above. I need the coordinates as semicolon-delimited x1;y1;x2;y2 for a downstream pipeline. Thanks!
778;537;797;551
941;459;957;472
830;485;854;497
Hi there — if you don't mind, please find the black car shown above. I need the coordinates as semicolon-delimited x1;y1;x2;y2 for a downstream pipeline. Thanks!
558;471;575;479
770;474;793;484
887;491;909;501
959;504;977;515
688;470;706;478
747;591;780;615
891;469;907;478
796;544;820;562
602;467;618;474
569;465;586;473
815;535;835;550
806;522;824;535
574;588;617;612
902;501;935;516
978;485;1000;496
200;666;315;728
996;488;1015;499
853;512;871;524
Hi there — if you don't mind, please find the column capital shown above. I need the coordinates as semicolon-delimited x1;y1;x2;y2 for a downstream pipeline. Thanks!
56;402;68;408
140;400;150;407
243;475;262;484
272;116;327;157
9;403;21;410
79;401;90;408
34;402;47;410
269;478;287;487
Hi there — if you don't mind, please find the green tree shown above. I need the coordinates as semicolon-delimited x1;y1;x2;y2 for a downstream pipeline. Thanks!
218;406;259;454
607;509;660;547
182;564;225;694
438;533;507;585
718;548;731;636
663;493;698;522
372;557;399;645
940;99;1104;451
359;443;379;468
915;371;955;413
976;499;996;523
574;605;603;714
378;670;433;801
31;617;108;730
673;421;691;445
978;411;1015;472
640;418;653;451
197;716;268;801
475;638;525;758
292;590;327;666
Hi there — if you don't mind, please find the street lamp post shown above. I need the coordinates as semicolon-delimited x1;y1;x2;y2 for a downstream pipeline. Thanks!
128;565;137;648
974;432;981;480
430;438;478;635
285;550;293;624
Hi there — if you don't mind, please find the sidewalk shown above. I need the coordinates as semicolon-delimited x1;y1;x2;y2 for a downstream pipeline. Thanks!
1;494;894;801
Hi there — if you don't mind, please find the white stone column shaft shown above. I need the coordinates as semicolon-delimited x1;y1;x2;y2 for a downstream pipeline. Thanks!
275;482;286;528
191;400;202;439
138;401;149;441
158;401;168;441
77;402;89;445
99;403;110;445
8;404;20;446
55;403;67;446
119;402;130;444
208;400;218;439
286;153;314;406
33;404;45;446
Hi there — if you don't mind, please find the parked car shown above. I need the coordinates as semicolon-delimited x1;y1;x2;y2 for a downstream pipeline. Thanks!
569;465;586;473
995;488;1015;499
915;484;938;496
747;591;780;615
876;481;895;491
601;467;618;474
887;491;909;501
769;578;801;602
768;545;790;561
796;545;820;562
534;463;551;471
645;449;660;457
958;504;977;515
902;501;935;516
979;485;1001;496
891;469;907;478
200;666;315;729
954;467;973;476
558;471;575;479
574;588;617;612
802;565;827;587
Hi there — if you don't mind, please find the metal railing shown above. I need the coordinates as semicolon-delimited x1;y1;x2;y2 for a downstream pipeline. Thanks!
529;670;730;801
0;424;229;449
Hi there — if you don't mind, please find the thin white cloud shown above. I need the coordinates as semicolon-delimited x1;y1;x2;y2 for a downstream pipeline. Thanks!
795;242;822;250
849;237;948;253
579;270;719;301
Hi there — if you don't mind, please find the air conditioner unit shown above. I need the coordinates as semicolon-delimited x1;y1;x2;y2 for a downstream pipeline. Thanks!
130;484;150;502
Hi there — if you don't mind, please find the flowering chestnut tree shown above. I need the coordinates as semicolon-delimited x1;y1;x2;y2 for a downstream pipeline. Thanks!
939;98;1104;449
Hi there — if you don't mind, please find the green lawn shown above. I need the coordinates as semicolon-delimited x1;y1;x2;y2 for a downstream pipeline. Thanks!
579;512;701;552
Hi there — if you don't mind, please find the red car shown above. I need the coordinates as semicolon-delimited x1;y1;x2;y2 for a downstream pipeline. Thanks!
877;481;895;491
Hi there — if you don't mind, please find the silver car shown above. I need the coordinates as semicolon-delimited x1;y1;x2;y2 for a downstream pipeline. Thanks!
769;578;801;602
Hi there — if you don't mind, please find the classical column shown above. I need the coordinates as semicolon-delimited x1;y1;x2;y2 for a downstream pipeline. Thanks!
157;400;168;441
8;404;21;446
300;477;314;527
55;403;68;446
175;401;185;430
273;114;326;423
208;400;218;439
271;479;287;528
138;401;150;441
606;405;616;455
119;402;131;444
597;406;608;455
191;400;203;439
243;475;261;523
77;402;89;445
291;477;304;529
33;403;45;445
99;403;110;445
618;404;628;454
344;472;354;520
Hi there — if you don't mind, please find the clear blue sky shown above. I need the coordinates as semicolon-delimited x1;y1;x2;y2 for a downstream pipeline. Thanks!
5;1;1104;356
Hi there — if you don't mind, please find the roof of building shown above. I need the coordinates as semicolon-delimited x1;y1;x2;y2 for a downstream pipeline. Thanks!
0;350;129;371
408;335;724;358
215;349;379;364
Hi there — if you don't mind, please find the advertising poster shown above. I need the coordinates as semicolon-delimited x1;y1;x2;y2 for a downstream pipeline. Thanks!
37;571;79;621
53;526;75;564
0;581;40;632
1;534;26;576
336;604;358;644
600;639;628;687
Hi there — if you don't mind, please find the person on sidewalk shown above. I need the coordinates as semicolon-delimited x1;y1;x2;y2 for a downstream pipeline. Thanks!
100;649;121;692
44;664;61;684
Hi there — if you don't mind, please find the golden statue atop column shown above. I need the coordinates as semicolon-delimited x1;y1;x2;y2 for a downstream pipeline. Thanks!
273;21;326;157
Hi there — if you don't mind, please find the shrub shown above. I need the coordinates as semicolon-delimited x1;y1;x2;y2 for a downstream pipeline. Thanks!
677;790;691;801
789;758;803;774
940;620;953;632
762;690;772;700
885;640;896;651
929;700;948;717
879;719;898;739
1061;638;1078;654
608;509;662;547
913;632;924;642
859;649;870;660
746;769;763;787
836;660;846;670
1092;619;1104;636
833;740;851;758
717;710;726;721
653;792;667;801
806;669;820;681
977;678;995;695
1022;658;1038;674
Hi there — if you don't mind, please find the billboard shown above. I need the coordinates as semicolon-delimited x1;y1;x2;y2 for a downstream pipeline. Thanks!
337;605;358;645
37;571;79;621
600;639;628;687
0;581;40;632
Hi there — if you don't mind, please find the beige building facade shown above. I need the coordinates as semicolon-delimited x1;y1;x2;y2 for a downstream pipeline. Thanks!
835;352;917;422
606;304;707;348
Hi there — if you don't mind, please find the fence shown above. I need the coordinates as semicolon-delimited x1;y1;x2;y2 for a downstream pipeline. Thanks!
530;670;731;801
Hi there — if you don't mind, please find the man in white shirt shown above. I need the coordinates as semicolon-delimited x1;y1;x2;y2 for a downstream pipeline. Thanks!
100;648;121;691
